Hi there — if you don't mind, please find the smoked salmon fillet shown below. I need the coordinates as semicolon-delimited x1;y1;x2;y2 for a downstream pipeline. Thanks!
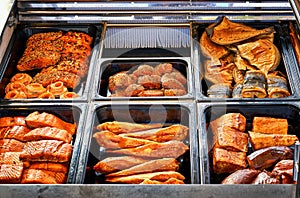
94;156;149;174
107;140;189;158
106;171;185;184
96;121;162;134
25;111;76;135
20;140;73;162
21;169;66;184
0;126;31;141
107;158;179;177
23;127;72;143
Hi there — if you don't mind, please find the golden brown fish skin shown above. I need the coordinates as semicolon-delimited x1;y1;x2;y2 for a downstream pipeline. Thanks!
105;171;185;184
200;23;230;64
209;113;247;133
93;156;149;174
140;178;184;184
120;124;188;143
213;147;247;174
204;55;235;85
207;16;275;45
212;127;248;152
237;39;281;74
93;131;155;149
252;117;288;135
96;121;162;134
107;140;189;158
248;132;299;150
106;158;179;177
164;89;187;96
138;89;164;97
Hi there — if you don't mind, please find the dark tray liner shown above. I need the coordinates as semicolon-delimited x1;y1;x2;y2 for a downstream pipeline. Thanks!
97;58;189;98
0;24;101;101
80;104;197;184
0;104;85;184
192;21;298;100
200;103;300;184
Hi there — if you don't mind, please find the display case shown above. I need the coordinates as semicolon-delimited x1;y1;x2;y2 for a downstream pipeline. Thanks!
0;0;300;197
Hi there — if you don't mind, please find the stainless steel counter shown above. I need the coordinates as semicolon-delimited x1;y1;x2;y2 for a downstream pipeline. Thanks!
0;184;296;198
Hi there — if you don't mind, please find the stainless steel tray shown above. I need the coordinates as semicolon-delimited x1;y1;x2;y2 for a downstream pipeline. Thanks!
75;102;199;184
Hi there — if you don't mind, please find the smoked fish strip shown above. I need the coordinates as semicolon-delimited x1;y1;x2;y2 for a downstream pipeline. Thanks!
107;158;179;177
107;140;189;158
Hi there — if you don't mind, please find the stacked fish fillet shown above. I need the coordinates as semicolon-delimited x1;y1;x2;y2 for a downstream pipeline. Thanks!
0;111;76;184
209;113;298;184
92;121;189;184
200;16;290;98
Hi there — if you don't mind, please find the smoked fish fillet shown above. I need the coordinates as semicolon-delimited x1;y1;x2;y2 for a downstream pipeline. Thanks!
21;169;66;184
96;121;163;134
106;171;185;184
207;16;275;45
0;139;24;153
23;127;72;143
0;116;26;127
248;132;299;150
94;156;149;174
120;124;188;142
237;39;281;74
0;152;24;183
0;126;31;141
0;164;24;183
25;111;76;135
107;158;179;177
29;162;68;173
93;131;154;149
20;140;73;162
252;117;288;135
200;23;230;65
140;178;184;184
107;140;189;158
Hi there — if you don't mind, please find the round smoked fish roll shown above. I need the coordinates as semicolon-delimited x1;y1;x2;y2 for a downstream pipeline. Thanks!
242;70;267;98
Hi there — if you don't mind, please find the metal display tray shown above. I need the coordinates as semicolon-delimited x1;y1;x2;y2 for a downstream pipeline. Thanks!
0;103;88;184
92;57;194;101
197;101;300;184
75;102;199;184
0;24;102;102
192;20;300;101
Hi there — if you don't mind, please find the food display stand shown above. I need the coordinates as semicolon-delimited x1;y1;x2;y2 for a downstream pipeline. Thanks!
0;0;299;197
